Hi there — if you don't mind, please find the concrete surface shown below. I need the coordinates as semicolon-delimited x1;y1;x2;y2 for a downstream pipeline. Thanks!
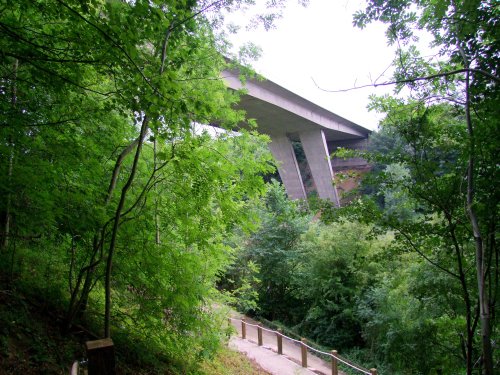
229;316;338;375
221;68;370;203
299;129;339;204
229;336;316;375
268;135;307;200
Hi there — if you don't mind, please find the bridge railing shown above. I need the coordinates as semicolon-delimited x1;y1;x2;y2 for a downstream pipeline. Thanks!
229;317;377;375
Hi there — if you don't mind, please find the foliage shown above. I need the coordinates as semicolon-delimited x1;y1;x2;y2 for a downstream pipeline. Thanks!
225;185;389;353
292;221;385;349
103;131;274;370
351;1;499;373
227;260;262;314
340;99;499;374
358;253;466;374
240;181;310;322
0;0;290;371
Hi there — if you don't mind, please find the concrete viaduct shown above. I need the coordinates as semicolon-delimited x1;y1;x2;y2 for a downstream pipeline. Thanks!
223;69;371;206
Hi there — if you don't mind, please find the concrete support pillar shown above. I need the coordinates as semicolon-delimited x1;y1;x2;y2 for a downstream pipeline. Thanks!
268;135;306;200
299;129;339;205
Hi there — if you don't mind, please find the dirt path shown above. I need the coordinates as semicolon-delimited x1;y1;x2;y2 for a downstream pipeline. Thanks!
229;315;337;375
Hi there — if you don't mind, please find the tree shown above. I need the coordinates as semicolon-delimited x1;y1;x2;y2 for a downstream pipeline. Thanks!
228;181;310;322
0;1;295;366
293;221;383;349
358;251;468;374
350;99;498;373
352;1;499;373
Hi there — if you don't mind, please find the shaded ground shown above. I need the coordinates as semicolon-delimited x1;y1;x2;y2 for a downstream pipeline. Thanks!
0;289;86;375
0;285;270;375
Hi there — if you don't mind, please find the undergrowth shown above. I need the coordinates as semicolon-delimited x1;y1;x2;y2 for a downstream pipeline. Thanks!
0;273;269;375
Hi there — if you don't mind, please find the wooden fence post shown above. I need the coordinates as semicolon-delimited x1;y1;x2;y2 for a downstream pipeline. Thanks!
257;323;263;346
331;350;338;375
277;329;283;355
370;369;377;375
301;338;307;368
70;361;79;375
85;338;115;375
241;318;246;339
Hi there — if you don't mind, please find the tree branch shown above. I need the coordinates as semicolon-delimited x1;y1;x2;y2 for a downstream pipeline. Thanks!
396;228;461;280
312;68;500;93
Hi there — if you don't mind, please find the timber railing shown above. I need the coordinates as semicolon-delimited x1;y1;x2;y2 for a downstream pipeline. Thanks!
229;317;377;375
70;338;114;375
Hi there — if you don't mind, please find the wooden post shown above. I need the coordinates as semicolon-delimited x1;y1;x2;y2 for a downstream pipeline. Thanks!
331;350;338;375
241;318;246;339
301;338;307;368
257;323;263;346
277;328;283;355
70;361;79;375
370;369;377;375
85;338;115;375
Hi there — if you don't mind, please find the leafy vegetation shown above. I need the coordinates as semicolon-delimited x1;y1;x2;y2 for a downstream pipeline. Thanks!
351;1;499;373
222;183;387;369
0;0;291;372
1;0;497;374
224;2;498;374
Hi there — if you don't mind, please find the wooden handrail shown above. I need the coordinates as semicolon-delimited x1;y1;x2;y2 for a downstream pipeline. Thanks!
230;317;376;375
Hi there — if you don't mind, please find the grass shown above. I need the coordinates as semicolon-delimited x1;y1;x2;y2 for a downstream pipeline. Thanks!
200;347;271;375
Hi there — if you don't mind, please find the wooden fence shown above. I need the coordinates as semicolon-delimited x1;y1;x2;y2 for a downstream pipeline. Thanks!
70;338;114;375
71;320;377;375
230;317;377;375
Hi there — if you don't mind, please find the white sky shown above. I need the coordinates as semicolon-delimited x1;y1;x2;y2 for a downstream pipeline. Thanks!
226;0;399;131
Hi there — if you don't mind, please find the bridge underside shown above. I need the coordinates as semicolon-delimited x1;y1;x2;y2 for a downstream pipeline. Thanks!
223;70;370;205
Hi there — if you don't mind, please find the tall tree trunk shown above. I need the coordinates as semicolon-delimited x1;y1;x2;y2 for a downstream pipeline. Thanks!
464;70;493;375
154;137;161;245
2;149;14;251
104;115;149;338
446;214;475;374
2;59;18;252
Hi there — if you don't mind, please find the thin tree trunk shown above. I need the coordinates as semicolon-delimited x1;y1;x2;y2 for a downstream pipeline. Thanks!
464;70;493;375
106;138;141;205
2;59;18;252
104;115;149;338
2;151;14;251
65;236;101;331
445;214;474;373
65;130;149;330
154;137;161;245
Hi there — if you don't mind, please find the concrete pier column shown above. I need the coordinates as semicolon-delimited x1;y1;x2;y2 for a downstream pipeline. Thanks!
299;129;339;206
268;135;307;200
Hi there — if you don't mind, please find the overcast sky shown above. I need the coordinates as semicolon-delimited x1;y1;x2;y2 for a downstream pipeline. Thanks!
226;0;399;131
